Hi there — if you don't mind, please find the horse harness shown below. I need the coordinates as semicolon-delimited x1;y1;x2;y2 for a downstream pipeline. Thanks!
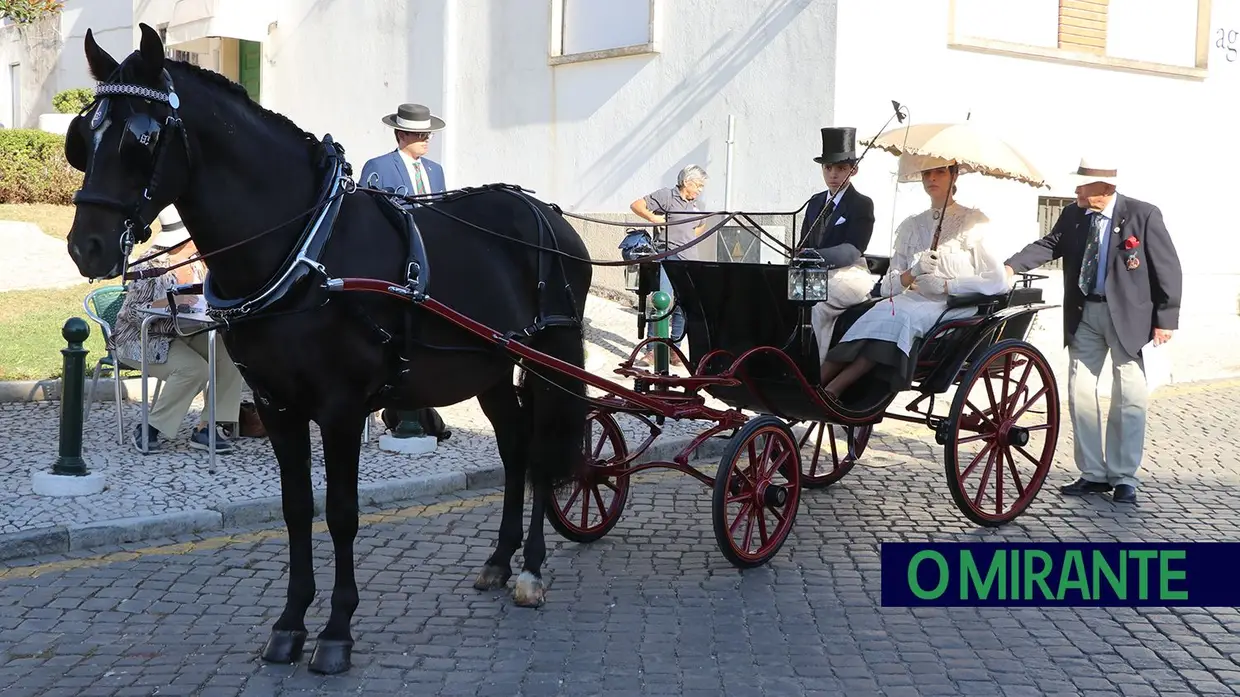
71;68;585;405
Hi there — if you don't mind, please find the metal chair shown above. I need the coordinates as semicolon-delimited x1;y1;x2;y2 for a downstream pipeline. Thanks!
83;286;163;445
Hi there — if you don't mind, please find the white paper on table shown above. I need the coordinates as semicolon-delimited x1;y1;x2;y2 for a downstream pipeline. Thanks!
1140;339;1172;393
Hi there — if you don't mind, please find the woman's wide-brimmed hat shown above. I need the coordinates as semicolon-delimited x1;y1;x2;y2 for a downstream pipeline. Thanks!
380;103;446;132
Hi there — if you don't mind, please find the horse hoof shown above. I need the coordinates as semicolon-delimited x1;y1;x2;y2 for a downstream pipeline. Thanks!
307;640;353;675
260;629;307;664
512;571;546;608
473;564;512;591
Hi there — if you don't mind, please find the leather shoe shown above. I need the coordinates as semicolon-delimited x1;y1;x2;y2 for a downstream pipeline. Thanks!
1059;478;1112;496
1111;484;1137;503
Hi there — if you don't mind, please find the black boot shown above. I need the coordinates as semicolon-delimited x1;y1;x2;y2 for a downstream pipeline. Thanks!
1059;478;1112;496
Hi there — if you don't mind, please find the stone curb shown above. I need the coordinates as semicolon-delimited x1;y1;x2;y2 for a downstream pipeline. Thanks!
0;375;159;404
0;432;733;563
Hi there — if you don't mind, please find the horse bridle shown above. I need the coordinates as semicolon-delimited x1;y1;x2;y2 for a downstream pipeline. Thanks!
72;66;192;275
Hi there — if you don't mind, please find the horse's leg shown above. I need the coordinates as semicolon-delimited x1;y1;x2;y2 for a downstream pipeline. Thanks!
473;383;529;591
259;410;315;664
513;481;551;607
306;414;364;675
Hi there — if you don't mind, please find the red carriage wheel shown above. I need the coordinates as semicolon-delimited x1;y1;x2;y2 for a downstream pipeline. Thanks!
546;410;630;543
944;339;1060;526
712;416;801;568
796;421;872;489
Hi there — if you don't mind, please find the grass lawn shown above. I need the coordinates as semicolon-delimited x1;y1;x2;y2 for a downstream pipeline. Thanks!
0;283;114;381
0;204;165;381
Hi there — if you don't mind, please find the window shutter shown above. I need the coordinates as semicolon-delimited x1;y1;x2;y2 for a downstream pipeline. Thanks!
1058;0;1109;54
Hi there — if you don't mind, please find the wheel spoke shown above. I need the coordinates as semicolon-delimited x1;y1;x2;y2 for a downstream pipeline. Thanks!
1003;447;1026;498
960;440;995;481
591;486;608;520
1014;444;1043;468
729;501;753;536
1006;357;1035;419
561;481;583;513
1008;385;1050;422
579;482;591;527
964;399;999;433
755;503;769;548
971;447;997;508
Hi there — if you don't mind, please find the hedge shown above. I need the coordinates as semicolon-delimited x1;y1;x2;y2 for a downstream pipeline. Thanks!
0;129;79;205
52;87;93;114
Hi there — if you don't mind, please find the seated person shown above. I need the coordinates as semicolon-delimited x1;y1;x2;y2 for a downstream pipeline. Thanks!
818;156;1010;407
801;126;880;363
110;207;243;452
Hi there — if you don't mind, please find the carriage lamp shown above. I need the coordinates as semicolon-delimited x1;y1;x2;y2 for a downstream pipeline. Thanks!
787;250;829;303
624;238;657;293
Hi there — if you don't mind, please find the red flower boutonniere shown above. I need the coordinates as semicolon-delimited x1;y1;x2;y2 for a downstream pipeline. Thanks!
1123;235;1141;269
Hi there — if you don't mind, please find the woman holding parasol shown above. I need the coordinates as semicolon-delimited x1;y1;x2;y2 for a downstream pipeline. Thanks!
816;121;1046;407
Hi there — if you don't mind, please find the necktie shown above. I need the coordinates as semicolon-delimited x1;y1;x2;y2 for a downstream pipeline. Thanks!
1078;213;1102;296
411;160;427;195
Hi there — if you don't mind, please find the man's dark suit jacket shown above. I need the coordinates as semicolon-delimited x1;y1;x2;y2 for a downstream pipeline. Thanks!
799;184;876;269
1005;194;1183;359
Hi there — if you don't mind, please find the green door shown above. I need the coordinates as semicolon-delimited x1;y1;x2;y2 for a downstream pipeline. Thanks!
238;40;261;103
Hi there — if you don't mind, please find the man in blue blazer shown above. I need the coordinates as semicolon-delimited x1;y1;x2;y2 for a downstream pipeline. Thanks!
359;103;447;197
359;102;451;442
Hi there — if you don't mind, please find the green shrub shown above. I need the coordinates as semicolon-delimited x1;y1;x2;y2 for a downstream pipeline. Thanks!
52;87;93;114
0;129;79;205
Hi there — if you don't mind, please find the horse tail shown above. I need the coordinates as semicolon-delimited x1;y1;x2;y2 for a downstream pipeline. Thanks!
521;322;588;492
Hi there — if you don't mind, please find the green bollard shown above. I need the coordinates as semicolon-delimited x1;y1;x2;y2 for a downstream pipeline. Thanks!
55;318;90;477
651;290;671;374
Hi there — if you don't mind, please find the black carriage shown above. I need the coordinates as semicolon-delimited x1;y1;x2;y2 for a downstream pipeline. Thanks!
547;245;1061;567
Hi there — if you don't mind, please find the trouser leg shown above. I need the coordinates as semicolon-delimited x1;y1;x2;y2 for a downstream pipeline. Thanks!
187;332;243;425
145;338;209;437
1067;302;1111;484
1100;310;1148;488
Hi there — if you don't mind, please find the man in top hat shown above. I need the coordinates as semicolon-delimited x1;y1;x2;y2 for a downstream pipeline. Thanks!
359;103;452;443
801;127;879;367
1005;155;1183;504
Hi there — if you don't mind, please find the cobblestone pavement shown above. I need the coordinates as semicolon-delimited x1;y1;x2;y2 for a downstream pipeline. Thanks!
0;380;1238;696
0;294;719;536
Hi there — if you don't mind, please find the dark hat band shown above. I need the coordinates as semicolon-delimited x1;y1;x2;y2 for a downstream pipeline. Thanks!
1077;167;1117;177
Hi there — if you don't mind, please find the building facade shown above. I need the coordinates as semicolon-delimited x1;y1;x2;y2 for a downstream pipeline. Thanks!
2;0;1234;309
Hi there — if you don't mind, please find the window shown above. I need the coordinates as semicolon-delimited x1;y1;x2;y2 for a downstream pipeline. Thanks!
948;0;1213;79
1036;196;1074;270
549;0;661;66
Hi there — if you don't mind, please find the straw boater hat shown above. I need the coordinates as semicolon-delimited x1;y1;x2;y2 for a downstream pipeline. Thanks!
1066;155;1119;188
380;103;446;132
150;206;191;249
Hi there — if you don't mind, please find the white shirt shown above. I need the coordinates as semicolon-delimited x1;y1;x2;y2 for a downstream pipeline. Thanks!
396;149;432;195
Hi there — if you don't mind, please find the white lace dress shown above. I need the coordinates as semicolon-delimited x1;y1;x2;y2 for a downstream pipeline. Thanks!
825;202;1010;390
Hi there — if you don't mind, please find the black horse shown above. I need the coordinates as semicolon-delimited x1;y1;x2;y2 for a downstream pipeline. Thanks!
64;24;591;674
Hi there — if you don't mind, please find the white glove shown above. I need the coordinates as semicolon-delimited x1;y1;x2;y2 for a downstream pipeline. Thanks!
914;274;950;298
910;250;941;277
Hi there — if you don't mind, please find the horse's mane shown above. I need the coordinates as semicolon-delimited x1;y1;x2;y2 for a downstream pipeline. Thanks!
165;59;322;151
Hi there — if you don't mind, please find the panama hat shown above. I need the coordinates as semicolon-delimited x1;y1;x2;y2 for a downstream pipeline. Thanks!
1066;155;1119;187
380;103;446;132
150;206;190;248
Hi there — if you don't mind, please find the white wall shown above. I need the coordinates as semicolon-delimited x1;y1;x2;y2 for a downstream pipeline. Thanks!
259;0;443;172
834;0;1240;316
447;0;837;215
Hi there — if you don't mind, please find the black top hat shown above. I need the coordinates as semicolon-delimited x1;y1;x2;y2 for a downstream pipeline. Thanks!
814;127;857;165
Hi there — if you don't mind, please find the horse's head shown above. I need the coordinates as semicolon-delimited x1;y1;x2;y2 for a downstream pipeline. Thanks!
66;23;192;280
